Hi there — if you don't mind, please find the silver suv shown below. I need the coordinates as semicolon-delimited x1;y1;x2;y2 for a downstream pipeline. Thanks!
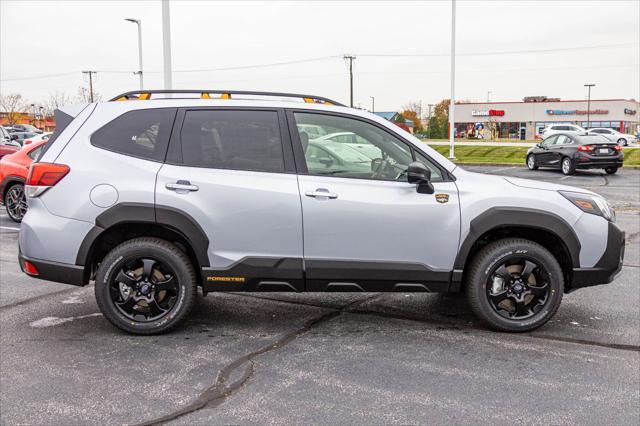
19;90;625;335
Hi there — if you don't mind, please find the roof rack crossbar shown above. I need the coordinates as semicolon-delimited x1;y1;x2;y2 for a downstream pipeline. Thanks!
109;90;345;106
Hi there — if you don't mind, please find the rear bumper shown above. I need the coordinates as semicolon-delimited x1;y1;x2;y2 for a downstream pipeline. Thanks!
570;221;625;292
575;153;623;169
18;251;87;287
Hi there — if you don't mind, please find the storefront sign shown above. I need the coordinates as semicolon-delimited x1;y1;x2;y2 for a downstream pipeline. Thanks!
624;108;637;115
546;109;608;116
471;109;505;117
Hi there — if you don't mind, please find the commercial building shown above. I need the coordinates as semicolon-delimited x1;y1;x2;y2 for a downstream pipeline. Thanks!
454;97;639;140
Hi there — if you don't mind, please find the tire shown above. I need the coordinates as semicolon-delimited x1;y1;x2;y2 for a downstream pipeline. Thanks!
95;237;197;335
4;183;26;223
561;156;575;175
605;167;618;175
617;138;627;147
465;238;564;332
526;154;538;170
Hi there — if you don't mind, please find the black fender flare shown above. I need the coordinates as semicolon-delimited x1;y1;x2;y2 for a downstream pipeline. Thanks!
76;202;210;267
454;207;581;270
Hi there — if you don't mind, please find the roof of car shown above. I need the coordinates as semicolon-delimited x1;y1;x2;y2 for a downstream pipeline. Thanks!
555;133;610;144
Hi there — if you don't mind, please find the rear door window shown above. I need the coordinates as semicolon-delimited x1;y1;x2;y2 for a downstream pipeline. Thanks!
91;108;177;162
179;109;285;173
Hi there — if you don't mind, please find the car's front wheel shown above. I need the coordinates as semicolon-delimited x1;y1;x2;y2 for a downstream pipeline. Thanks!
4;183;27;223
465;238;563;332
561;157;575;175
95;237;197;335
526;154;538;170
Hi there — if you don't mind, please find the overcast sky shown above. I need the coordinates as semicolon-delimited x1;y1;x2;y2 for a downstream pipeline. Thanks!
1;0;639;111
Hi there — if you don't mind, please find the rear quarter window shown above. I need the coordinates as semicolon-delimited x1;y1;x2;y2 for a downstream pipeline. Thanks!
91;108;177;162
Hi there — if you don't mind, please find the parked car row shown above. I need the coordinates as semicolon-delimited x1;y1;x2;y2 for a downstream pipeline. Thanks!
541;124;638;146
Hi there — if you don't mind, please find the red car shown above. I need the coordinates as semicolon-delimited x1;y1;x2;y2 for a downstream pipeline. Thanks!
0;144;19;160
0;140;47;222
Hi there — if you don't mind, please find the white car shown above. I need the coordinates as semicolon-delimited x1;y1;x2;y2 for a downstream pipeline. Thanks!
312;131;382;159
540;124;586;138
23;132;53;146
586;128;637;146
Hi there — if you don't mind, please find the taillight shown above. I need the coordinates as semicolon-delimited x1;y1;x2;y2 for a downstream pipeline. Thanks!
25;162;70;197
613;145;622;151
24;139;32;145
578;145;593;152
23;260;39;276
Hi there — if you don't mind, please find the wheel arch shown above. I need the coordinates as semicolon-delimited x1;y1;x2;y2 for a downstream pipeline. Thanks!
454;208;580;290
76;203;210;285
1;175;25;200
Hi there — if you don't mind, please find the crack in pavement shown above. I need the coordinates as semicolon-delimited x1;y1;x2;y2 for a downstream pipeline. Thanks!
136;294;384;426
230;293;640;353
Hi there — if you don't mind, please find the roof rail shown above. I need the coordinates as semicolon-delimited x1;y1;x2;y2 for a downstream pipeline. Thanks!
109;90;345;106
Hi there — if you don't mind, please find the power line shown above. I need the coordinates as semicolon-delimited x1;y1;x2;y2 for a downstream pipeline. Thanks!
0;71;78;82
2;43;637;82
355;42;639;58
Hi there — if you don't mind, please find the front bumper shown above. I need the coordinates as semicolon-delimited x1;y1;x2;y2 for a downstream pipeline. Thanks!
19;251;87;287
570;221;625;292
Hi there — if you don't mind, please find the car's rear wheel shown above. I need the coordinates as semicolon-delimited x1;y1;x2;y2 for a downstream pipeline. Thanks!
465;238;563;332
561;157;575;175
95;237;197;335
526;154;538;170
4;183;27;223
605;167;618;175
617;138;627;147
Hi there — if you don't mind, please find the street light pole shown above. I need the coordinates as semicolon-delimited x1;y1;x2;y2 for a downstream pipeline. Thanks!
427;104;434;139
370;96;375;113
584;83;595;129
448;0;456;159
487;91;492;103
125;18;144;90
162;0;173;90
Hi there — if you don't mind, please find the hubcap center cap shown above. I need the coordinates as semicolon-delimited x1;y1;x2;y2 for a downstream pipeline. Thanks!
140;283;151;295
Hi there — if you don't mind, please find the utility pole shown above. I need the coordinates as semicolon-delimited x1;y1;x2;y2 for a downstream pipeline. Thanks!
370;96;375;113
584;83;595;129
344;54;356;107
82;71;97;102
448;0;456;159
427;104;434;139
487;91;492;103
162;0;173;90
125;18;144;90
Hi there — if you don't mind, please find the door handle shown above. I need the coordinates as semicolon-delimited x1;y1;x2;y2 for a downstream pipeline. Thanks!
305;188;338;199
166;180;199;192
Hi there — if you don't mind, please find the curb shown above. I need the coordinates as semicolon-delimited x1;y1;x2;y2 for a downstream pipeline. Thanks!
450;162;640;169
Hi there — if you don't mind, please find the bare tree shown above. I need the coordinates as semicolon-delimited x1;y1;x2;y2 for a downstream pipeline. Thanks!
0;93;28;126
43;91;73;115
75;86;102;103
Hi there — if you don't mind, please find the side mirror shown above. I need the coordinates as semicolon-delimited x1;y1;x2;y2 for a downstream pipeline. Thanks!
407;161;434;194
10;134;18;141
318;157;333;167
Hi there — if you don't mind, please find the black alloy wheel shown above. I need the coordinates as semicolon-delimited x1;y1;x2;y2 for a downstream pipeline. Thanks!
486;258;549;320
465;238;563;332
95;237;197;334
110;257;179;322
4;183;27;223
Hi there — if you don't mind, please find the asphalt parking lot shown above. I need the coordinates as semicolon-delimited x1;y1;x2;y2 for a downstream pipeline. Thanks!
1;165;638;425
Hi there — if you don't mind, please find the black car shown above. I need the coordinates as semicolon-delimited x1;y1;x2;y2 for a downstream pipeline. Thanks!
526;133;623;175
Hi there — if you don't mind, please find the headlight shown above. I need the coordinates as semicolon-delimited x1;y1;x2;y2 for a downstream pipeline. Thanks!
559;191;615;222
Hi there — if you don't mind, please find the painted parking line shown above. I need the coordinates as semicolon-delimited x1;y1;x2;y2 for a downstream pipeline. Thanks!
0;226;20;231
